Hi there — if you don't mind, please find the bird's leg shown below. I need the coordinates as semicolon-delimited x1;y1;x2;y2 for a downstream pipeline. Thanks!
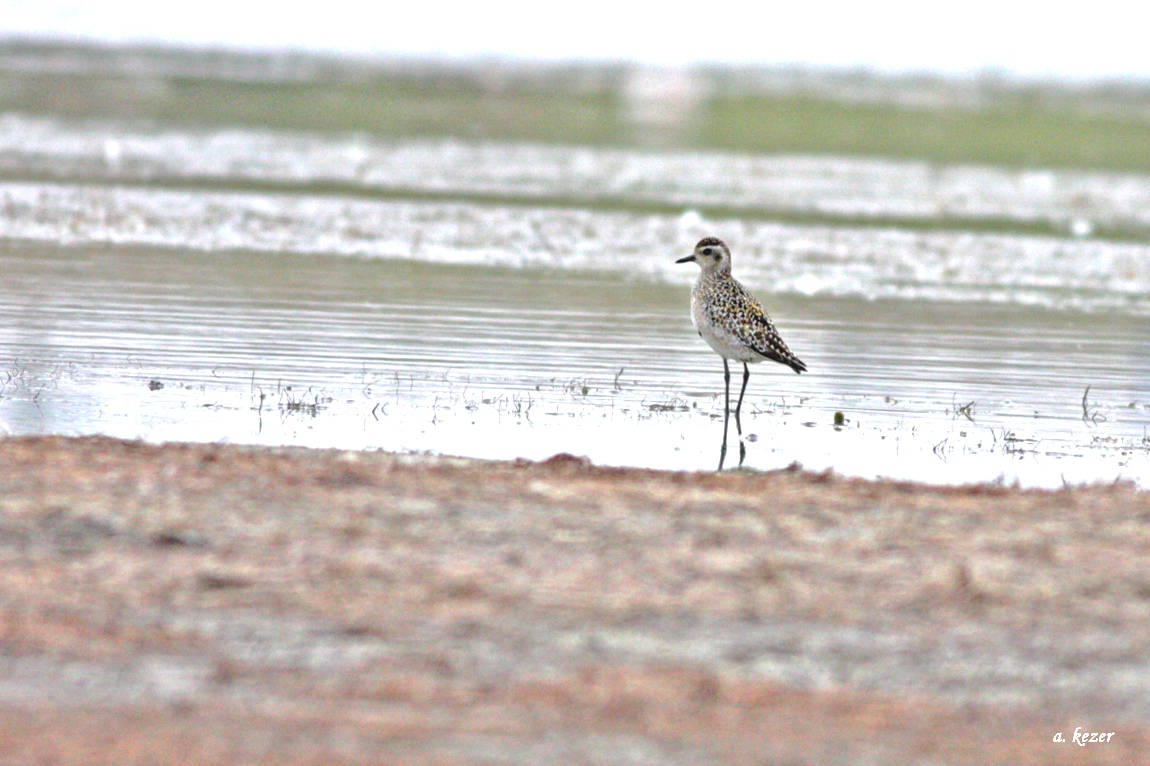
718;359;731;471
735;363;750;437
736;363;750;466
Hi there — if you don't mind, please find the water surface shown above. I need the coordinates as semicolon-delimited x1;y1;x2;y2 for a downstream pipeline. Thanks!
3;237;1147;487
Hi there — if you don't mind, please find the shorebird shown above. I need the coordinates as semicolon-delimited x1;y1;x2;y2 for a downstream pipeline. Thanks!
677;237;806;469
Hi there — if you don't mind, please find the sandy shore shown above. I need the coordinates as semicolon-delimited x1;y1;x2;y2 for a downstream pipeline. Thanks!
0;435;1147;765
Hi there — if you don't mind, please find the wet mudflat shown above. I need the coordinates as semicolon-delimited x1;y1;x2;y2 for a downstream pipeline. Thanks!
1;435;1148;765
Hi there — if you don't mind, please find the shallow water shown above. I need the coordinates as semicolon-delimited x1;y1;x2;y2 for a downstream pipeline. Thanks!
2;237;1147;487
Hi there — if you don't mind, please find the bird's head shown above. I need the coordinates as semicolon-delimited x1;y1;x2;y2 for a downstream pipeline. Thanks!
676;237;731;274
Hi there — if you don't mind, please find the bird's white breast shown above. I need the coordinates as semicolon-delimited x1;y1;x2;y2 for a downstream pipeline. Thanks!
690;285;763;363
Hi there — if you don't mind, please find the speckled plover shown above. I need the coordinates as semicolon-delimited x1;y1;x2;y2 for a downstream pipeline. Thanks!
677;237;806;469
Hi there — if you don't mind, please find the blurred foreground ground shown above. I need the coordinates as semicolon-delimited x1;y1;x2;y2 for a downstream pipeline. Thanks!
0;435;1148;765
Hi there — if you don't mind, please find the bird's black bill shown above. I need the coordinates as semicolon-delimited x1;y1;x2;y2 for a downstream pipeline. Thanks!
675;254;697;264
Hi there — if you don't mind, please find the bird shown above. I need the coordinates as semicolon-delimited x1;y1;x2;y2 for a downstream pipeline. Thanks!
676;237;806;469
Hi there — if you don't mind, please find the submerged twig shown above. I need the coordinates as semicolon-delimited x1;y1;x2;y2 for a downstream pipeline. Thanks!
1082;385;1105;426
957;400;975;422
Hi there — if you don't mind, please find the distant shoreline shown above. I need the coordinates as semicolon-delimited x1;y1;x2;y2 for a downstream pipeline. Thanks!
3;38;1150;172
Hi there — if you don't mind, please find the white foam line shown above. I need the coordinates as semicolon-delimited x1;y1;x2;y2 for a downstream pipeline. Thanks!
4;115;1150;231
1;179;1149;314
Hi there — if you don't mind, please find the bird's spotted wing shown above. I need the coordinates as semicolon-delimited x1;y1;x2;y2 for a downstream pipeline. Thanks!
722;281;808;374
746;317;807;373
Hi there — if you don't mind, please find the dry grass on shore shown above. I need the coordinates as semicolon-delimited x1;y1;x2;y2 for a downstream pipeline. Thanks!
0;435;1147;765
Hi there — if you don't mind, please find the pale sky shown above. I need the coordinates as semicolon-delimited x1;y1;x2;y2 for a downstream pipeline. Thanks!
1;0;1148;80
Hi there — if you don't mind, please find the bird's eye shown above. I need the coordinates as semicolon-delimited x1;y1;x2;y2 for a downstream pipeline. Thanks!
702;247;713;256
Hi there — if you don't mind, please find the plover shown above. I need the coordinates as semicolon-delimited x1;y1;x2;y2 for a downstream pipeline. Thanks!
677;237;806;469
